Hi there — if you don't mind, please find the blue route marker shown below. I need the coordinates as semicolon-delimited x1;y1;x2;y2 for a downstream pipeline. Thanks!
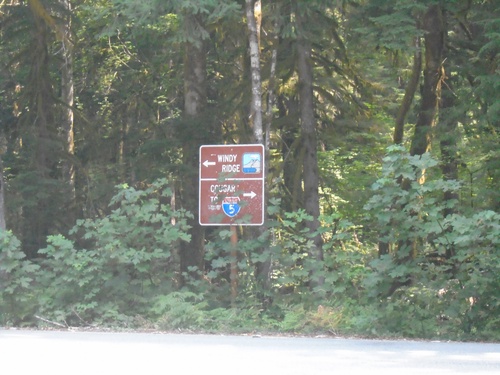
222;197;240;218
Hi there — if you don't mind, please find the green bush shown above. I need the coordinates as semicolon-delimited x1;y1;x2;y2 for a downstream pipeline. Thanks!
35;179;192;326
364;146;500;340
0;230;39;325
1;163;497;340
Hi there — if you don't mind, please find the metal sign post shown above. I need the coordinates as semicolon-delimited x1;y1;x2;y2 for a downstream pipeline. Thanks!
199;144;265;305
230;225;238;306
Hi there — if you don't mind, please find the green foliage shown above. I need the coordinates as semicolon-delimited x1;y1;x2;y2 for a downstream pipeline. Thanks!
267;209;371;305
279;304;343;334
152;291;208;330
34;179;192;326
201;201;370;330
318;145;385;225
320;216;373;301
364;146;500;340
354;0;426;51
1;0;499;341
152;290;269;333
365;145;459;254
103;0;241;42
0;230;40;325
269;209;318;293
444;210;500;338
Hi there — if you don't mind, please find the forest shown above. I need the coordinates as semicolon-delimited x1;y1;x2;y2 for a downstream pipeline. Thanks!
0;0;499;341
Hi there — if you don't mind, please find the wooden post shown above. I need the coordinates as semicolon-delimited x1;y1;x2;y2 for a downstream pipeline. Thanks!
230;225;238;306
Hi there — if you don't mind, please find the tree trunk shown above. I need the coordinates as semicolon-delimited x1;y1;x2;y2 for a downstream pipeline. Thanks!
60;0;76;222
266;16;278;157
29;7;53;174
245;0;272;289
295;4;324;284
410;5;445;158
393;5;445;285
439;79;459;260
245;0;264;144
179;13;207;284
23;2;55;258
380;36;423;258
279;96;302;212
0;155;6;231
394;36;422;145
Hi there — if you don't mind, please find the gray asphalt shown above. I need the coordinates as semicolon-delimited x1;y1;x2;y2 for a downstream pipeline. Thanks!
1;329;499;374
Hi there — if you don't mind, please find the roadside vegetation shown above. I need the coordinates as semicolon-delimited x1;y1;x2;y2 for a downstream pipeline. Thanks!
0;1;498;342
1;150;498;341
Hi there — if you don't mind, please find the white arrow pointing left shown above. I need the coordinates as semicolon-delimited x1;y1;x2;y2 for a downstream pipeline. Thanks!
203;160;216;167
243;191;257;199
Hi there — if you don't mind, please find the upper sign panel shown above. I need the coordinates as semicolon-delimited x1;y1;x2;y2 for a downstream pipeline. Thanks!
200;144;264;180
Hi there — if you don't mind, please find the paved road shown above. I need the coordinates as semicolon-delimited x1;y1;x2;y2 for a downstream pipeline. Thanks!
1;329;499;374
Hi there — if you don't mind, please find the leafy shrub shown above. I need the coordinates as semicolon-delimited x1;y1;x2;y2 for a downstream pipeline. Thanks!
201;200;367;333
153;291;207;330
35;179;192;326
364;146;500;340
152;291;265;333
0;230;40;325
266;209;371;305
280;304;343;334
443;210;500;338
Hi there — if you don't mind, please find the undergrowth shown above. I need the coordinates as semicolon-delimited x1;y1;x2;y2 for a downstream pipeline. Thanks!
1;149;499;342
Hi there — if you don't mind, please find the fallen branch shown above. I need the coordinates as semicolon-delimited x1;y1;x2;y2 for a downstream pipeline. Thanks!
34;315;68;329
71;308;95;328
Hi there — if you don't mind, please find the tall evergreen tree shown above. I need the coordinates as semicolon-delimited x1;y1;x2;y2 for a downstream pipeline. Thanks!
0;153;5;231
410;4;445;160
179;9;209;282
294;1;324;279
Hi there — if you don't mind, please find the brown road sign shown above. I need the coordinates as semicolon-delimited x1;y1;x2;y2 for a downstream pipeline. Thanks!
199;144;264;226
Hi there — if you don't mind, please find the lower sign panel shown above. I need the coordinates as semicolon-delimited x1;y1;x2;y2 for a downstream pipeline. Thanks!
199;179;264;225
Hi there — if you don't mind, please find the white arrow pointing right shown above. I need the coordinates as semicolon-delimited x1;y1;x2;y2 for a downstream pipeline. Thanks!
243;191;257;199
